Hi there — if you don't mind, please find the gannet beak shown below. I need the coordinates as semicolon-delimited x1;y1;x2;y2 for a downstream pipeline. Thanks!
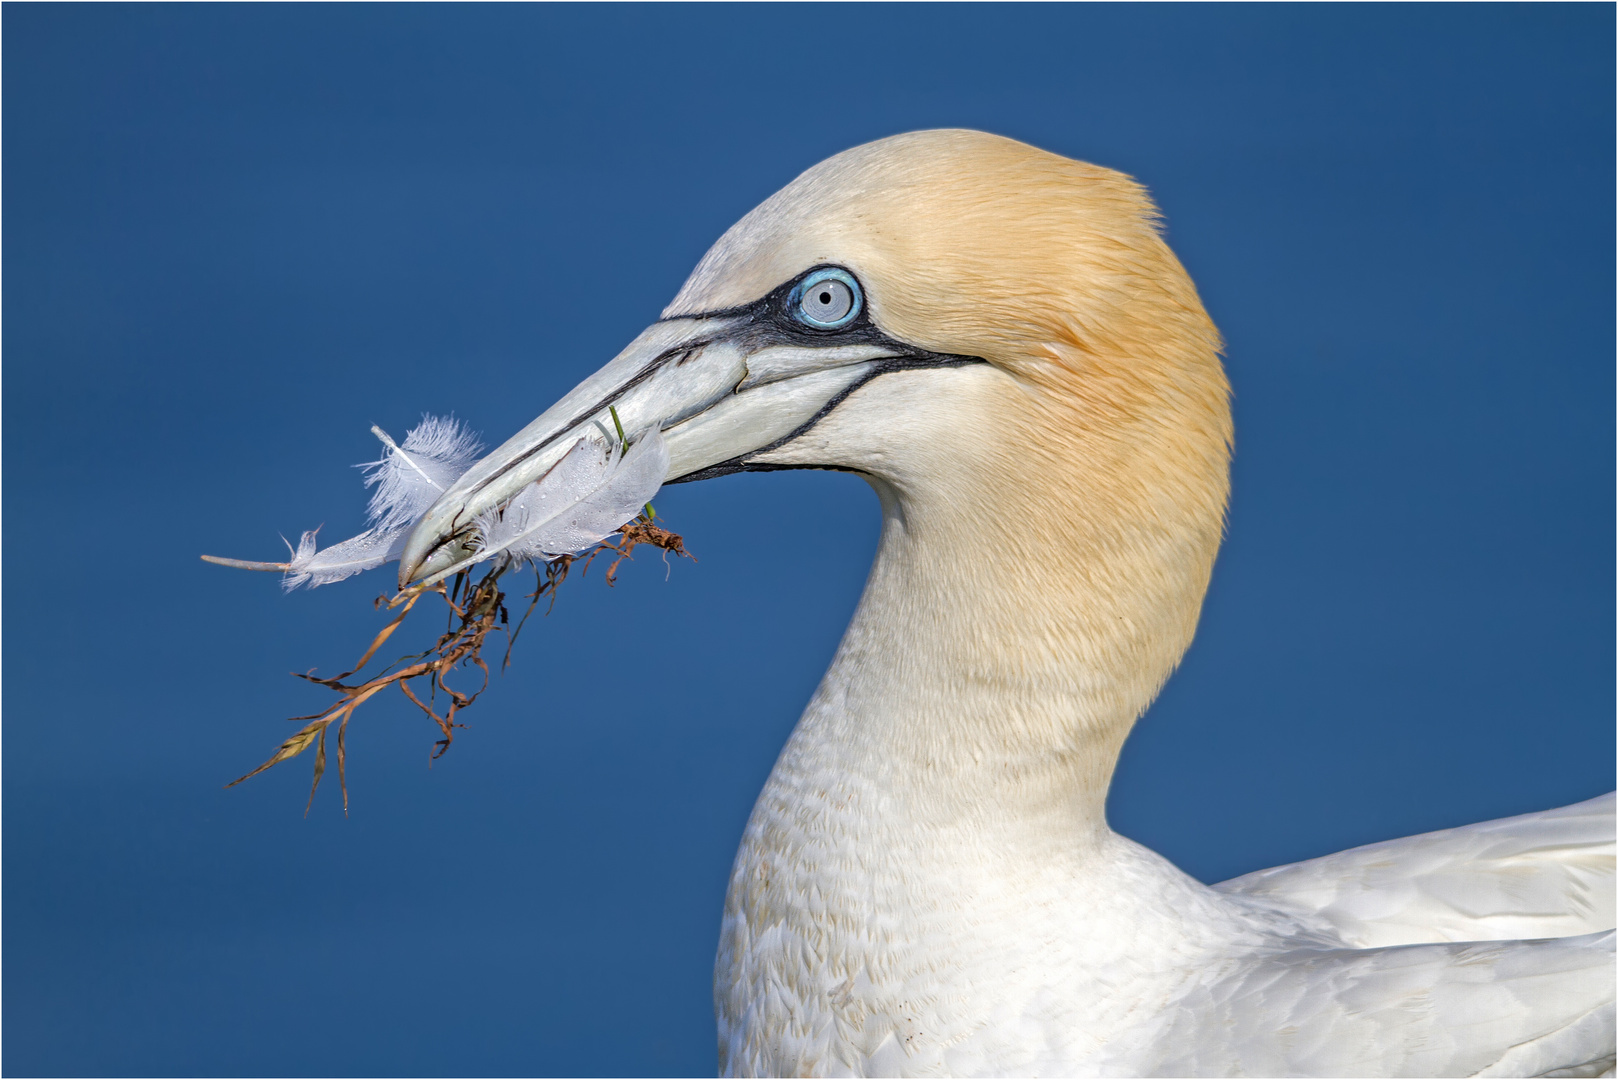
397;300;969;588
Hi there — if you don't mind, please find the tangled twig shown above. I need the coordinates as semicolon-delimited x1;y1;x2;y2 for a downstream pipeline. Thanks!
224;515;692;814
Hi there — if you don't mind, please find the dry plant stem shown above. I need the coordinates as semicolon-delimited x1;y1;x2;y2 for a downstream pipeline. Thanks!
505;555;574;670
226;515;693;814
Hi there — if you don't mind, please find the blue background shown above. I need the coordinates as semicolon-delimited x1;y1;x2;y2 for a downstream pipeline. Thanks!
5;5;1612;1076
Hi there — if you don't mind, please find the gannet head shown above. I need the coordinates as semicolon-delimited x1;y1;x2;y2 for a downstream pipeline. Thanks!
399;130;1230;697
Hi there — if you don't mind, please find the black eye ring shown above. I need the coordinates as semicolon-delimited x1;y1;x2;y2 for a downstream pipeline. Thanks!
789;267;862;330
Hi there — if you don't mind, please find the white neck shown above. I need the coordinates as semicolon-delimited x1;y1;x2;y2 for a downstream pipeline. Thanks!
774;482;1129;842
753;363;1215;831
715;366;1226;1074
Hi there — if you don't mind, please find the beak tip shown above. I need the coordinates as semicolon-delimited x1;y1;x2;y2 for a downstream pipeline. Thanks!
396;525;481;590
395;531;433;590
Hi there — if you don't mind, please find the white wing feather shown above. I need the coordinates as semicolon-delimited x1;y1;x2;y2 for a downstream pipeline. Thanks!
1130;930;1615;1077
1216;792;1616;948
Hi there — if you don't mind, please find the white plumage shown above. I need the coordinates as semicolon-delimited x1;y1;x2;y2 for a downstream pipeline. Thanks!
1217;792;1616;949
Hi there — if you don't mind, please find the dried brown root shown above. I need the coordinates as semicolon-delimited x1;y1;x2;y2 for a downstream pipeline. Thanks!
224;513;692;815
586;519;694;586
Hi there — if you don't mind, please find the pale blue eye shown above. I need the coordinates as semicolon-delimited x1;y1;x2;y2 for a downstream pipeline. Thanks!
792;268;862;329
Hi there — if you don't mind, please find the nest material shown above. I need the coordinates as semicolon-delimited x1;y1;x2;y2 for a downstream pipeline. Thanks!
225;516;691;814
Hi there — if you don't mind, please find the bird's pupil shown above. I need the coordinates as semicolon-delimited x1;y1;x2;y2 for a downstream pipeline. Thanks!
794;270;860;328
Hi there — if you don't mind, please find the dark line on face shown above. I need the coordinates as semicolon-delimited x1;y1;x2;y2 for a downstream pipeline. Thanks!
666;354;985;485
441;264;980;545
469;267;941;499
459;337;717;501
658;265;887;347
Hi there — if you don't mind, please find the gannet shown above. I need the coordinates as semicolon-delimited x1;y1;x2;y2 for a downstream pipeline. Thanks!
398;130;1616;1078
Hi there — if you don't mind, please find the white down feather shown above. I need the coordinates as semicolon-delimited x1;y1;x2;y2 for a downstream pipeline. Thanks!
472;427;669;569
282;415;483;590
280;416;667;590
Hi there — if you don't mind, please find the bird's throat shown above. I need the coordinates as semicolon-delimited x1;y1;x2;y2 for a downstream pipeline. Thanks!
714;455;1219;1072
772;484;1170;835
